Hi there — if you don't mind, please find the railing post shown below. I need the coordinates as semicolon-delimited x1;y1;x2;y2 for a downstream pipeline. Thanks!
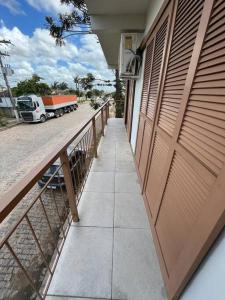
105;106;108;125
107;102;110;120
92;117;98;158
101;108;104;136
60;150;79;222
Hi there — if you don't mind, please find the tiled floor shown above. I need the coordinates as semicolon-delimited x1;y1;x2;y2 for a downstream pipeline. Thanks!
47;119;166;300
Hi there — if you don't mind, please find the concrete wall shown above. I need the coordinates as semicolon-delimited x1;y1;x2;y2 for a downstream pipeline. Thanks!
180;229;225;300
144;0;165;35
130;49;146;152
0;97;13;108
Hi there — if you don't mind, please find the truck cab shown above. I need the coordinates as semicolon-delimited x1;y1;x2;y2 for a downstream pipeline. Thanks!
17;95;47;123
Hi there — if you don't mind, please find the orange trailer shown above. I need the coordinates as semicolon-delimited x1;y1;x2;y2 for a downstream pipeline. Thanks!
42;95;77;106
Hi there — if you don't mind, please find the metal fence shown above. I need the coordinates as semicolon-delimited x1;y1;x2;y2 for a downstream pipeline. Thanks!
0;101;110;300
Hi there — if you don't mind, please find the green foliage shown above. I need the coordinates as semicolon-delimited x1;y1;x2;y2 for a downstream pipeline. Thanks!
57;82;68;90
12;74;51;97
46;0;90;45
113;70;125;118
92;89;104;98
80;73;95;91
86;90;94;99
89;99;101;110
74;89;84;97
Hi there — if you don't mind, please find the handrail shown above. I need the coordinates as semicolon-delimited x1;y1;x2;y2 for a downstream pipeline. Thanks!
0;100;110;223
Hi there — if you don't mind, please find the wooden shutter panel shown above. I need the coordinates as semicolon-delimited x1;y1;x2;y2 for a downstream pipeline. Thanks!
140;40;154;114
141;0;225;299
179;0;225;176
135;116;145;164
158;0;205;136
136;12;170;184
145;0;205;219
145;132;170;215
147;18;168;120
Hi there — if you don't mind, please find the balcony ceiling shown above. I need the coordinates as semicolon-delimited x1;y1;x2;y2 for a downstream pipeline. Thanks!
86;0;149;68
86;0;149;15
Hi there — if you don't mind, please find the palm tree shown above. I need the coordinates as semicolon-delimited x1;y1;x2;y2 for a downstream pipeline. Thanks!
51;81;59;94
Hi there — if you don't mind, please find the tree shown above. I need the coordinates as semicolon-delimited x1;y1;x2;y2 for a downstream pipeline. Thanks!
58;82;68;90
12;74;51;96
112;69;125;117
92;89;104;99
51;81;60;90
46;1;124;116
46;0;91;46
74;89;84;97
86;90;94;99
74;76;81;90
80;73;95;99
80;73;95;91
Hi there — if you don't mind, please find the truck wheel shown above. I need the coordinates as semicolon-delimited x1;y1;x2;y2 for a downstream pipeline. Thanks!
60;109;64;116
67;107;71;113
55;110;60;118
40;115;46;123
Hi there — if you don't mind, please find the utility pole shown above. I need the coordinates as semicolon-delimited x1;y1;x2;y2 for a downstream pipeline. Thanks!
0;42;20;121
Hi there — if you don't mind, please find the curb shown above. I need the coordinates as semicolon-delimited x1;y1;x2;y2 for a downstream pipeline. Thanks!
0;121;22;132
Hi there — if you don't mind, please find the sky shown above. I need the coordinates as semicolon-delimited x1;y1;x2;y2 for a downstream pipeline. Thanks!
0;0;114;89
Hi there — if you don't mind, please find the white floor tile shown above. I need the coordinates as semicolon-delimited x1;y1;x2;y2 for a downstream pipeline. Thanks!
48;227;113;299
112;228;166;300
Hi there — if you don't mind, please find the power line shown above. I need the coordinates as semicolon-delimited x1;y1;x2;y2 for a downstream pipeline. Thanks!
0;41;19;121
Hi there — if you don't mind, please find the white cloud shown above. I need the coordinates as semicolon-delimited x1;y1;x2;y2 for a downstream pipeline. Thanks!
0;0;25;15
0;24;114;91
26;0;73;14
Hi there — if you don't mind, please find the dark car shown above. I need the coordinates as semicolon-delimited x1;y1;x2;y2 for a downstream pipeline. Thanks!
38;149;86;189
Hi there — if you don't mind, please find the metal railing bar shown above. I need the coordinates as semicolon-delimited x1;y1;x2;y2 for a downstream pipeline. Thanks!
39;196;60;256
56;172;70;229
50;188;66;239
0;165;66;248
5;240;43;300
25;215;53;276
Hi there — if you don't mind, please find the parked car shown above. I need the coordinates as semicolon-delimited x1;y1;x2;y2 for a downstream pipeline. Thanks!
38;148;86;189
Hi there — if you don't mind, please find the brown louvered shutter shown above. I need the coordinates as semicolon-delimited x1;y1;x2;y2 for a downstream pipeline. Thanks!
179;0;225;175
135;10;170;182
145;0;205;217
147;18;168;120
158;0;205;136
140;0;225;299
140;40;154;115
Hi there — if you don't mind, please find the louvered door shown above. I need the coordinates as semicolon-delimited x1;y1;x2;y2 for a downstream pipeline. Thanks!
145;0;205;217
140;0;225;299
135;7;171;183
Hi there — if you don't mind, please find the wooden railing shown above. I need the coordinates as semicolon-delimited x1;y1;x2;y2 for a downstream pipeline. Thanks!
0;100;110;300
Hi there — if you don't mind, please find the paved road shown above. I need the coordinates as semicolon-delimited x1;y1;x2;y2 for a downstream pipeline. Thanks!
0;103;93;194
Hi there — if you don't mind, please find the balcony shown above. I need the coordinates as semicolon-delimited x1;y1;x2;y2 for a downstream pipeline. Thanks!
0;103;165;300
46;118;165;300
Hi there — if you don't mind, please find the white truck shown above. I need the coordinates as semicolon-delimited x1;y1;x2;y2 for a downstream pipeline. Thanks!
17;94;78;123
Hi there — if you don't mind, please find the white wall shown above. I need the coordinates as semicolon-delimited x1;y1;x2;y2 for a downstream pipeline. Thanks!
145;0;165;35
0;97;13;108
130;49;146;152
180;229;225;300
